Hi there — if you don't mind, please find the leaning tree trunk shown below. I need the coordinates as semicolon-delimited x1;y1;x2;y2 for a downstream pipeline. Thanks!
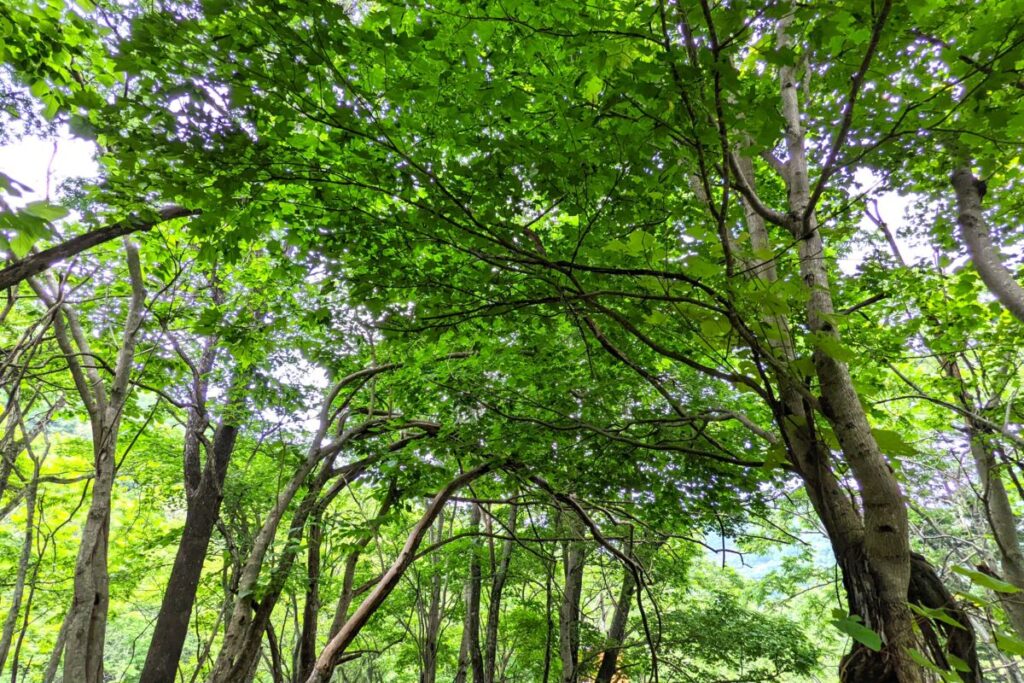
774;8;925;678
304;463;494;683
141;418;239;682
951;168;1024;325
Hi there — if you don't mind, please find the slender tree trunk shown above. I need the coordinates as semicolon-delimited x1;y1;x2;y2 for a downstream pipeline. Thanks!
296;508;324;683
968;430;1024;636
542;560;554;683
455;504;484;683
594;537;643;683
558;511;585;683
951;168;1024;325
419;510;445;683
483;504;517;683
326;487;398;642
0;460;38;671
305;463;494;683
30;239;148;683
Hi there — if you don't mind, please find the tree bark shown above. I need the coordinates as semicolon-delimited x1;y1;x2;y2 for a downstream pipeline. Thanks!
32;239;147;683
594;551;636;683
305;463;494;683
141;405;240;683
419;509;445;683
951;168;1024;325
296;507;324;683
455;503;484;683
0;458;38;672
0;206;195;292
483;504;517;683
775;9;922;679
558;511;585;683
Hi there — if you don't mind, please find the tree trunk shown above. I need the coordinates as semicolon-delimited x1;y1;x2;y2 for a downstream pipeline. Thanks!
326;488;398;641
0;459;38;672
141;423;239;683
419;510;445;683
483;504;517;683
969;430;1024;637
455;503;484;683
558;511;585;683
305;463;494;683
296;507;324;683
775;9;922;678
594;554;635;683
951;168;1024;325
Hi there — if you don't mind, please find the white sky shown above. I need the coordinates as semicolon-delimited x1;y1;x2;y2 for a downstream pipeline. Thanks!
0;129;98;207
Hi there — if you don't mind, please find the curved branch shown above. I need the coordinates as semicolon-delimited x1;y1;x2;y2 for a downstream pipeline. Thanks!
0;205;197;291
951;168;1024;325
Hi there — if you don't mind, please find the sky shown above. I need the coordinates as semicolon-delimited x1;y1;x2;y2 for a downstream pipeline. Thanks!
0;128;98;208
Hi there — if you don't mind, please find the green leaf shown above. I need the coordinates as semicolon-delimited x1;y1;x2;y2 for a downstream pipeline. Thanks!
871;428;917;457
831;613;882;651
952;566;1021;593
995;630;1024;656
908;602;966;630
23;201;70;221
581;75;603;103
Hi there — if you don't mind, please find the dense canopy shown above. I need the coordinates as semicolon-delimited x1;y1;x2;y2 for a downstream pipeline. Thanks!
2;0;1024;681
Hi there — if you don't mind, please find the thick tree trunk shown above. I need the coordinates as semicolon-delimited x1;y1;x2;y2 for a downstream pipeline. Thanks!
141;423;239;683
558;511;585;683
775;10;921;677
483;504;517;683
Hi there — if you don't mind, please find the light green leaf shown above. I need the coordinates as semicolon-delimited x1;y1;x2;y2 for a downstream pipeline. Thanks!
952;566;1021;593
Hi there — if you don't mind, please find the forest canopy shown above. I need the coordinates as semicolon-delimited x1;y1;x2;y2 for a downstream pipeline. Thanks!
1;0;1024;681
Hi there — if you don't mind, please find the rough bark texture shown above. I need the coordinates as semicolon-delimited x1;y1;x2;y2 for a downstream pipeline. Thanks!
141;366;241;683
305;464;493;683
951;168;1024;325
